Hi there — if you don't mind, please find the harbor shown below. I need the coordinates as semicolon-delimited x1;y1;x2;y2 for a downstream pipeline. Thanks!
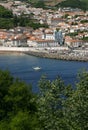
0;46;88;62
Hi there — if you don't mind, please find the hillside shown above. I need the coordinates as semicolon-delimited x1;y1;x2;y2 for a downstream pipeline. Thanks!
29;0;88;10
29;0;65;6
43;0;65;6
56;0;88;10
81;0;88;9
1;0;88;10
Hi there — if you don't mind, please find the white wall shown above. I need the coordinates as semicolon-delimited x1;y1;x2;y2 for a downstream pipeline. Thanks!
0;47;30;52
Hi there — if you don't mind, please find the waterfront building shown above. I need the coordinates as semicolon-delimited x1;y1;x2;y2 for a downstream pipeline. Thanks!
3;34;27;47
65;36;83;48
27;38;59;48
35;39;59;48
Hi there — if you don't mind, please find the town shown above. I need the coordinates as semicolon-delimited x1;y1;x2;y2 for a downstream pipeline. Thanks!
0;0;88;61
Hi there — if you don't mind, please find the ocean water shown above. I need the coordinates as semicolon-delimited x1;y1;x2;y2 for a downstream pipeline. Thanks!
0;54;88;92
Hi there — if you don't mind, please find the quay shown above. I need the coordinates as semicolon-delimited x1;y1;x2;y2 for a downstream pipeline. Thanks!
0;47;88;62
0;47;29;54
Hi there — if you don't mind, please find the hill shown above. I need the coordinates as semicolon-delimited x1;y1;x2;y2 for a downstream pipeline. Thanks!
56;0;88;10
29;0;88;10
1;0;88;10
81;0;88;9
29;0;65;6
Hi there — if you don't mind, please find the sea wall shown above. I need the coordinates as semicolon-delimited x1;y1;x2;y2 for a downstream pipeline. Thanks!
25;50;88;62
0;46;88;62
0;47;29;52
0;47;30;54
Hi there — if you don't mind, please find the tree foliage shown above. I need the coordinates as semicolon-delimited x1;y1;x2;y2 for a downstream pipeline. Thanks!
37;71;88;130
0;5;13;18
37;76;72;130
64;71;88;130
33;0;45;9
0;69;88;130
56;0;88;11
0;69;39;130
0;5;48;29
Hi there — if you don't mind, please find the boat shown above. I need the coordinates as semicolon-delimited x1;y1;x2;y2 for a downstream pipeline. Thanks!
33;66;41;71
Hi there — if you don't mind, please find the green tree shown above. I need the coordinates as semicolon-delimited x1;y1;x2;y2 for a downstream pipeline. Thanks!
0;18;14;29
9;111;39;130
4;80;37;115
37;76;72;130
13;15;19;27
0;70;39;130
0;70;13;120
33;0;45;9
0;69;88;130
0;5;13;18
64;71;88;130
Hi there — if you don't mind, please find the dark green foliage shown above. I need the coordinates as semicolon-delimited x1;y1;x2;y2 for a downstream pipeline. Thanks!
0;5;14;29
0;69;39;130
80;19;88;23
4;80;37;114
67;32;78;37
37;76;72;130
9;111;39;130
0;5;48;29
37;71;88;130
33;0;45;9
0;70;13;120
27;22;48;30
13;15;19;27
64;71;88;130
0;18;14;29
81;37;88;41
0;69;88;130
0;5;13;18
56;0;88;11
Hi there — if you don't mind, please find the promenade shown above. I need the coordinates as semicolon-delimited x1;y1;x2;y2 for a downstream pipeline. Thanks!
0;46;88;62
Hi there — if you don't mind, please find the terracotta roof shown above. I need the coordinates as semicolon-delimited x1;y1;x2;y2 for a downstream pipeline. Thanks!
36;39;55;43
29;36;37;40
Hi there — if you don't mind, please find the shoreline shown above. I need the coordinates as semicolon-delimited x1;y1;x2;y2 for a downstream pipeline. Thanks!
24;50;88;62
0;47;88;62
0;51;25;55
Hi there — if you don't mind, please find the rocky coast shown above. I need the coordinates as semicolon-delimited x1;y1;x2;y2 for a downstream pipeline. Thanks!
24;50;88;62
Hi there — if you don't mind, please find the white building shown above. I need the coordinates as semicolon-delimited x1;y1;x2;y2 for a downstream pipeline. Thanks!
42;32;55;40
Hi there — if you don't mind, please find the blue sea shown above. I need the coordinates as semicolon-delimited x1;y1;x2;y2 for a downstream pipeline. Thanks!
0;54;88;92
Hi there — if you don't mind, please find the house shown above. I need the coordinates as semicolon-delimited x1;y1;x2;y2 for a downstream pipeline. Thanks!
3;34;27;47
42;32;55;40
27;37;59;48
35;39;59;48
0;31;8;45
51;18;65;27
65;36;82;48
27;36;37;47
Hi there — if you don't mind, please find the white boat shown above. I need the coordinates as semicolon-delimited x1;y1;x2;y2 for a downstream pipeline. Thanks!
33;67;41;71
